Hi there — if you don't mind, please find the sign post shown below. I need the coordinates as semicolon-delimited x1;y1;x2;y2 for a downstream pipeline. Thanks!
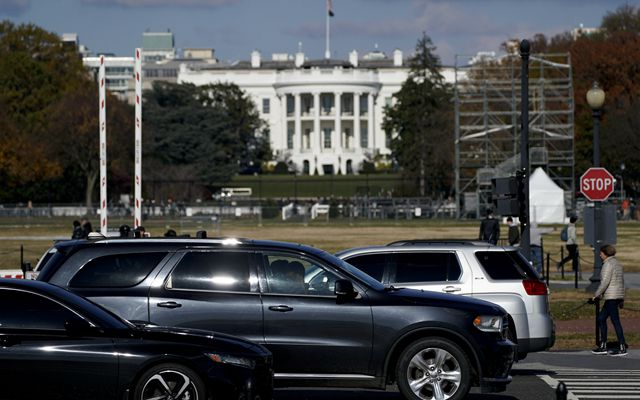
581;167;615;292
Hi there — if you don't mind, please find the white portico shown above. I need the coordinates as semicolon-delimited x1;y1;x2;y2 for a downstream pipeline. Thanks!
274;61;381;175
179;49;408;175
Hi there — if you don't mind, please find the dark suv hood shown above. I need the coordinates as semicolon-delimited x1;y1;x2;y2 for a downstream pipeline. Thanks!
132;323;270;356
386;287;506;315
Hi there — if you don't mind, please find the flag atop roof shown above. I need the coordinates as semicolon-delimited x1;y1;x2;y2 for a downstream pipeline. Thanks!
328;0;334;17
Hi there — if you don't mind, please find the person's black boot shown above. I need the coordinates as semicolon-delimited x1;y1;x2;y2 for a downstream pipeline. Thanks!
609;343;628;356
591;343;607;355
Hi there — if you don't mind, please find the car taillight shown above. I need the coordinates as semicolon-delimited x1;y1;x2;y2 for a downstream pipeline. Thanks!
522;279;547;295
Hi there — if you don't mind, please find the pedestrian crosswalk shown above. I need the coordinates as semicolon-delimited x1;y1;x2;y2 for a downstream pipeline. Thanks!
538;369;640;400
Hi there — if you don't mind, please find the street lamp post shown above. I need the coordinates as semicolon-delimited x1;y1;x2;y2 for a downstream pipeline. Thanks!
620;162;625;203
586;81;605;288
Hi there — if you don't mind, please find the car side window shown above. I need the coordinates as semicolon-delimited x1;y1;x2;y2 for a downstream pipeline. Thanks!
0;289;80;331
70;252;167;288
344;253;386;282
393;252;461;283
475;251;537;280
263;253;341;296
166;251;255;293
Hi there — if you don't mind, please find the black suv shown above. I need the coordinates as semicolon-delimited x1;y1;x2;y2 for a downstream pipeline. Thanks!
37;236;516;400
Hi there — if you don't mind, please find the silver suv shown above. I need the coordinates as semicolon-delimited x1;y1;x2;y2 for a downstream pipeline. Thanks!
336;240;555;359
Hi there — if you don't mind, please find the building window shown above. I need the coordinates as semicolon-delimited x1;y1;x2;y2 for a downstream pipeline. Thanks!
385;96;393;107
342;94;353;115
323;128;332;149
321;94;333;115
302;95;312;115
385;130;392;148
287;127;294;149
360;95;368;115
144;69;159;78
262;98;270;114
303;160;310;175
344;128;351;148
287;95;294;115
360;126;368;148
303;129;311;149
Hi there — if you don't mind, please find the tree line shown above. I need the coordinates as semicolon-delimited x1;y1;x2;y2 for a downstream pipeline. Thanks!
2;4;640;205
0;21;269;207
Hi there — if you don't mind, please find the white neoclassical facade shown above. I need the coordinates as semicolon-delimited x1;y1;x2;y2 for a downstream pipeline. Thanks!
179;49;412;175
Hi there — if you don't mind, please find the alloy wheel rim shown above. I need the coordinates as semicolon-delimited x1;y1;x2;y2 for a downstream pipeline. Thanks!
141;370;198;400
406;347;462;400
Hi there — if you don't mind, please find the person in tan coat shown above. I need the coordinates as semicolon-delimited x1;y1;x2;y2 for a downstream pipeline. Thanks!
591;244;627;356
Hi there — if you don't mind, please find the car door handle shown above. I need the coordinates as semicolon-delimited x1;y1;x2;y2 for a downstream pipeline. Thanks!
268;305;294;312
157;301;182;309
442;286;462;293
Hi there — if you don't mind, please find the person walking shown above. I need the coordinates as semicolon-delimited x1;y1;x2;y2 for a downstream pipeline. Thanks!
479;209;500;245
591;244;627;356
507;217;520;246
558;216;579;272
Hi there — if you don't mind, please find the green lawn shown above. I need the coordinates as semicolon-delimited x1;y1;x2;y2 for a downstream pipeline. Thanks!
1;216;639;273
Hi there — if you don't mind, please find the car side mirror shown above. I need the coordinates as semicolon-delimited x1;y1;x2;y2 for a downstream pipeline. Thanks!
335;279;356;303
64;318;94;336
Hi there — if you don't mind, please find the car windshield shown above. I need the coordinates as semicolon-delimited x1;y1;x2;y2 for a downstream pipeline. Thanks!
313;249;386;291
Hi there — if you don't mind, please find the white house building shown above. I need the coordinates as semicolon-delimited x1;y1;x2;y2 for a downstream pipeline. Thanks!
179;49;415;175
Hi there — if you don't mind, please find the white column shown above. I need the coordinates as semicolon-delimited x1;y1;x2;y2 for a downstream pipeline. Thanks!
280;94;287;151
334;92;342;151
313;92;321;153
368;93;375;150
294;93;301;151
354;92;361;151
334;92;342;174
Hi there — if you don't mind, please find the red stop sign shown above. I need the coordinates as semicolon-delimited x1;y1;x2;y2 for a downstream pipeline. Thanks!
580;167;615;201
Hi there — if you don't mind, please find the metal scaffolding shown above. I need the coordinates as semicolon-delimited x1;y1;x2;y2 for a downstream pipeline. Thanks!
454;52;574;218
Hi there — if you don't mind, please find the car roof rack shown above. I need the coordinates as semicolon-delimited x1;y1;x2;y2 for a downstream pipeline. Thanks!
386;239;492;247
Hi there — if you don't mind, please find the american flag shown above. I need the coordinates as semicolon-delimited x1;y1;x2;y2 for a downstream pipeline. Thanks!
328;0;334;17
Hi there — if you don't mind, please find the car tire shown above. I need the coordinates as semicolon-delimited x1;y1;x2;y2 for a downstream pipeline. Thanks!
133;363;206;400
396;338;471;400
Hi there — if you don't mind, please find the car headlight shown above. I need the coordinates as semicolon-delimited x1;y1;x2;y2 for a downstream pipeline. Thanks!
206;353;256;369
473;315;503;333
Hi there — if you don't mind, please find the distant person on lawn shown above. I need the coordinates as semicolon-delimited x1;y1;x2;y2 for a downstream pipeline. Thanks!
591;244;627;357
71;220;84;239
479;209;500;245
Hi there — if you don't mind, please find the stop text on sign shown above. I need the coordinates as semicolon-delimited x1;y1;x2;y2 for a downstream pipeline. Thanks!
581;177;613;191
580;167;615;202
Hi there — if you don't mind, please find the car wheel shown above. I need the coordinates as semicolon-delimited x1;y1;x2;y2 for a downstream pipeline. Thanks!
396;338;471;400
133;363;205;400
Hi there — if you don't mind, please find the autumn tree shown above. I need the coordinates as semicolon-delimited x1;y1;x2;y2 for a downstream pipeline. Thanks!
602;4;640;33
383;33;454;197
0;21;86;198
47;85;134;208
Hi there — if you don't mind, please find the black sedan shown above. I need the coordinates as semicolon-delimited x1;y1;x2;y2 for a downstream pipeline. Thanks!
0;278;273;400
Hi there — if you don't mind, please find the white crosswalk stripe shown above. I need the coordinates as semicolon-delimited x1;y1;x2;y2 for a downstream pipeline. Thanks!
538;369;640;400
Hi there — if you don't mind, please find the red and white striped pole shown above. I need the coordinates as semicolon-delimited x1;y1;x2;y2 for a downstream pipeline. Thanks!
134;48;142;228
99;56;108;235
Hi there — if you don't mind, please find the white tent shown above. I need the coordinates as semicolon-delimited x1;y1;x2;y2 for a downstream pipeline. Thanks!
529;167;566;224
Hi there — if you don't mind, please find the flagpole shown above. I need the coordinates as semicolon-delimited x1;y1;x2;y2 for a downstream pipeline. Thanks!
325;7;330;59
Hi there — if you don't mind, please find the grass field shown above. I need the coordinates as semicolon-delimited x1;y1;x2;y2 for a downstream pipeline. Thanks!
1;216;638;350
2;216;639;272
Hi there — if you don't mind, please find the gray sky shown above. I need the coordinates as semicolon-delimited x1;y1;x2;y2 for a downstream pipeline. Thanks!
1;0;635;65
